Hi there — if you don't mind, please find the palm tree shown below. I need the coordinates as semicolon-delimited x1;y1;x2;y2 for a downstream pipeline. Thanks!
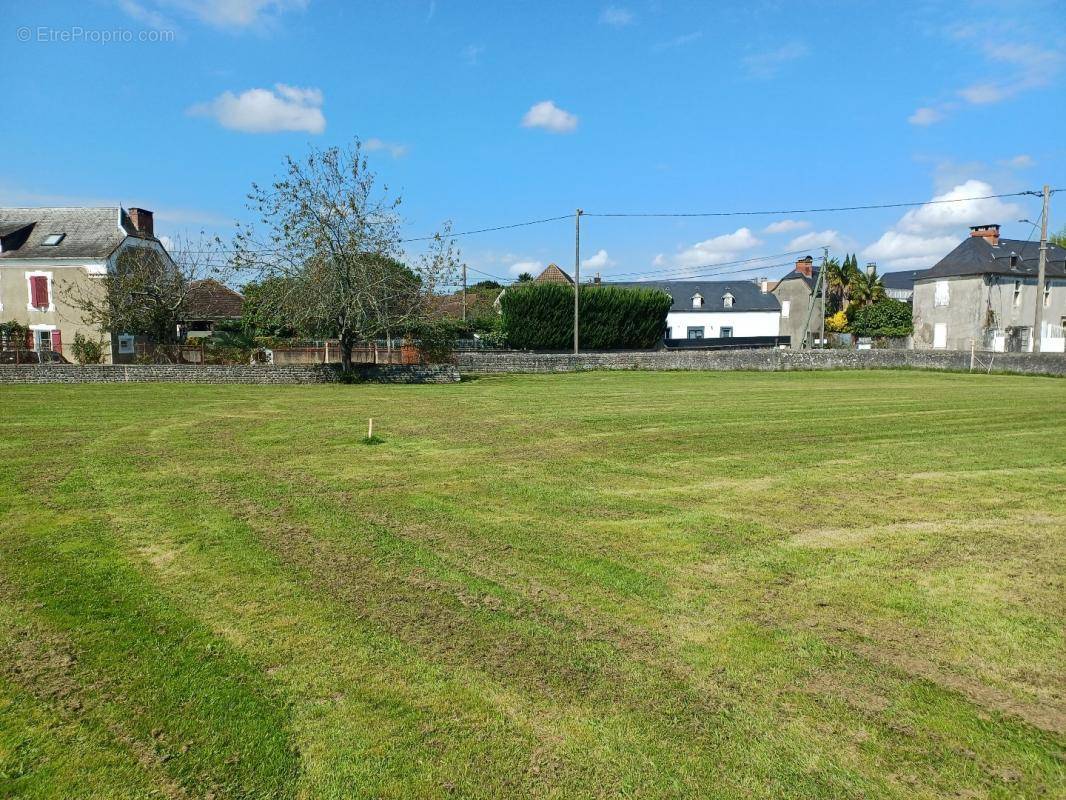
849;264;886;308
824;254;859;313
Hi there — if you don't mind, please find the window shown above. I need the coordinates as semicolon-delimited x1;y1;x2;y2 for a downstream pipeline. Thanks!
720;326;733;338
41;233;65;246
722;292;735;308
35;330;52;351
1044;284;1052;308
934;280;950;307
691;293;703;309
687;327;704;340
933;322;947;349
780;300;791;318
29;275;50;309
117;335;135;355
1013;280;1022;307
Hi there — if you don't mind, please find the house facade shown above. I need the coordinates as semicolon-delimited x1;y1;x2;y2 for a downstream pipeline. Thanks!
772;256;824;348
0;206;172;362
611;280;781;341
912;224;1066;352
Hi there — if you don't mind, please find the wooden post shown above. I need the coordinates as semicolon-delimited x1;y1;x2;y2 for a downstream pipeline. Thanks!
367;418;374;440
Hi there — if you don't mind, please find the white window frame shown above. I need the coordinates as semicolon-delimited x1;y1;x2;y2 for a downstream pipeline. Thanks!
26;270;55;313
720;326;734;338
691;293;703;309
934;280;949;308
780;300;790;318
722;293;735;309
687;326;705;340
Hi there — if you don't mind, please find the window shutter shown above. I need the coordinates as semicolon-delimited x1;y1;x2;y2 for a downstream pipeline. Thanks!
30;276;49;308
51;330;62;353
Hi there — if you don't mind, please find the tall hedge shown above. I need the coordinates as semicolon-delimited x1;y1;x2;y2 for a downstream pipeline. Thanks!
500;283;672;350
849;299;913;337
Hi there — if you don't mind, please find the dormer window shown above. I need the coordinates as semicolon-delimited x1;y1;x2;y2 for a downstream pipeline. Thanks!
1009;252;1019;269
691;293;703;309
41;233;65;246
722;292;735;308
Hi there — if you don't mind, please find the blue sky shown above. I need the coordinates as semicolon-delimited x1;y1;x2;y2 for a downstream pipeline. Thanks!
3;0;1063;285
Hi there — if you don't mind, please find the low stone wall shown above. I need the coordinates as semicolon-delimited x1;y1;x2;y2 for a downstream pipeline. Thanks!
0;363;460;385
457;349;1066;377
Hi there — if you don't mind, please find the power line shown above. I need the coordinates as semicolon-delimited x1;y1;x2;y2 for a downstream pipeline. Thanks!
583;190;1045;218
399;214;572;243
600;247;821;281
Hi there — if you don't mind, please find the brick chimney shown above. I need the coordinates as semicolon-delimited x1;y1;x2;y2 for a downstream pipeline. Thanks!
794;255;814;277
969;224;1000;246
127;207;154;238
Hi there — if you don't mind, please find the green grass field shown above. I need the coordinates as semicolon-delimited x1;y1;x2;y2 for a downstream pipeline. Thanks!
1;371;1063;799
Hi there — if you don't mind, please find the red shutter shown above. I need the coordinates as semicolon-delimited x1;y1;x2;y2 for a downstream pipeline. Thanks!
51;330;62;354
30;276;49;308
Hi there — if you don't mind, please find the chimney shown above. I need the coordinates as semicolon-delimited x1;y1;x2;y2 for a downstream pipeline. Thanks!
969;223;1000;246
865;262;877;277
794;255;814;278
127;207;154;238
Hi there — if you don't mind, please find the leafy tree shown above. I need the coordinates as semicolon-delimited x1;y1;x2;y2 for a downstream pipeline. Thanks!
71;333;105;364
823;255;860;314
849;264;887;308
1050;224;1066;249
469;280;501;291
516;272;534;283
231;139;459;371
850;299;913;337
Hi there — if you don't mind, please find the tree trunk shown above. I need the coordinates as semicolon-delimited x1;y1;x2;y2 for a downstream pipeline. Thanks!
340;332;354;373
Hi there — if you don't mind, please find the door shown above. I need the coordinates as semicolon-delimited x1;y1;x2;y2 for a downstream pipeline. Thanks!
35;330;52;351
933;323;947;349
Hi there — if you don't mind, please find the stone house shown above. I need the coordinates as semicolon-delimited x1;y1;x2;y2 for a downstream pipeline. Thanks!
912;224;1066;352
772;256;824;348
0;206;172;362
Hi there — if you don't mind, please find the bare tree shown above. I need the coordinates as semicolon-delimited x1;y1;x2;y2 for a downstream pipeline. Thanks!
231;139;460;370
63;236;224;352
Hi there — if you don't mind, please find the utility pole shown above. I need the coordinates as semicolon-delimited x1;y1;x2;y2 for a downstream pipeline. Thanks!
574;208;583;354
798;255;827;349
461;262;467;323
819;246;828;348
1033;184;1050;353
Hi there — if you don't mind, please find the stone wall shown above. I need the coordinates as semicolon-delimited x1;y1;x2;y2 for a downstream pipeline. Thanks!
0;363;460;385
457;349;1066;377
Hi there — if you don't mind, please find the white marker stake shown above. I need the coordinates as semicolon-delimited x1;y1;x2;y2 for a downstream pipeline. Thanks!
368;418;374;440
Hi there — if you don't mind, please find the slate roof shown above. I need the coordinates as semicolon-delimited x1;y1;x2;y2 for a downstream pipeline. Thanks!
0;207;150;260
921;236;1066;280
881;268;931;290
185;279;245;321
777;266;821;289
608;280;780;313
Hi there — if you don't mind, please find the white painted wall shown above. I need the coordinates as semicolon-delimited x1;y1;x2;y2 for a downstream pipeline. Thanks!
665;311;780;339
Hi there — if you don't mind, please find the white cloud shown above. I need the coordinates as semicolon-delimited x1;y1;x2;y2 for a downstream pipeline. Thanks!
958;83;1007;104
157;234;176;252
863;179;1022;268
521;100;578;133
122;0;307;30
599;6;634;26
509;260;544;277
787;230;854;253
1002;154;1035;169
908;106;945;126
188;83;325;134
742;42;809;78
364;138;408;158
582;249;614;270
657;227;762;268
652;31;702;52
763;219;809;235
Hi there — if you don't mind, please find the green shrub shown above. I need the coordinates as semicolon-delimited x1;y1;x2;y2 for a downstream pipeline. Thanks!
850;299;913;337
71;333;105;364
500;284;671;350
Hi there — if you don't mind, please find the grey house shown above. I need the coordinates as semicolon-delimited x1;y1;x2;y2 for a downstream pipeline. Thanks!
882;268;930;302
772;256;824;348
912;224;1066;352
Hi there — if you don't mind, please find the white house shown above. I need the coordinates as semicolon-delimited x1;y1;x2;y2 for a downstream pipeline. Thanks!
612;280;781;341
